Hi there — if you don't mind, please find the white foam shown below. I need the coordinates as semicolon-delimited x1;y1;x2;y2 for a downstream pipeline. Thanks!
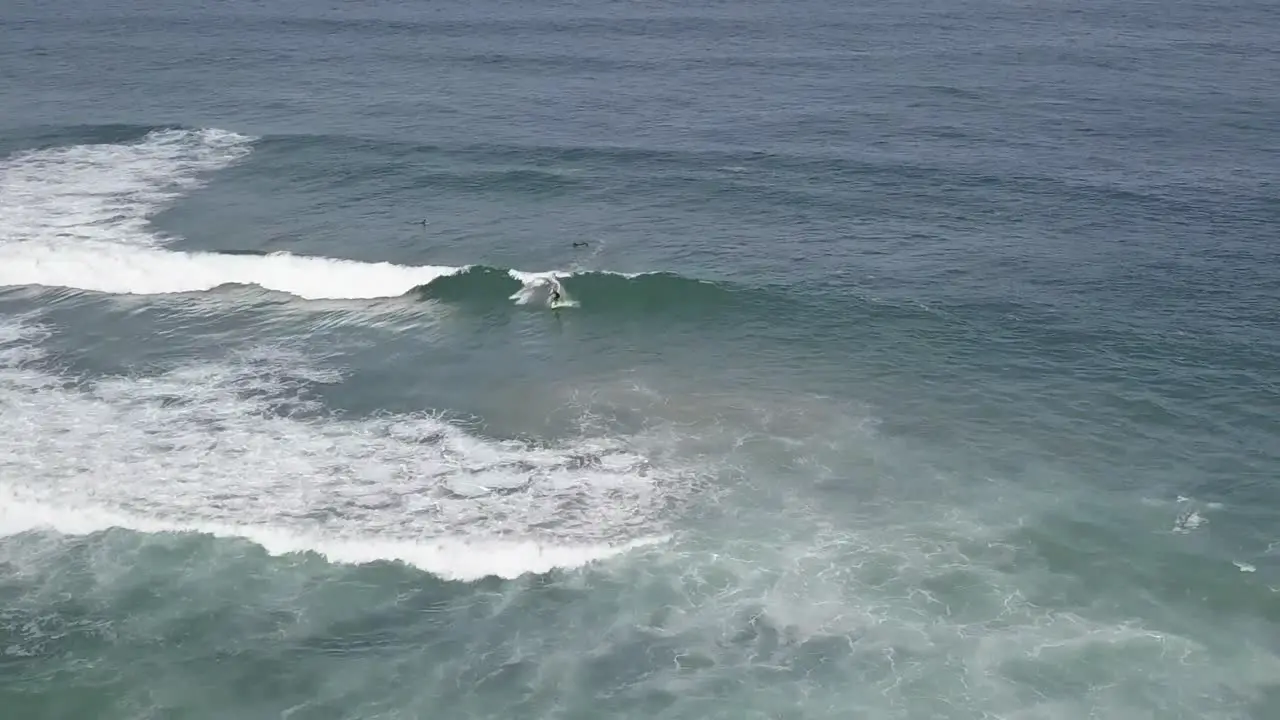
508;269;568;285
0;490;668;582
508;269;580;307
0;243;467;300
0;128;253;247
0;319;675;580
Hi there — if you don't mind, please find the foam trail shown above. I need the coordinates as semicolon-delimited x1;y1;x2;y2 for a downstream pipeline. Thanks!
0;318;678;580
0;128;253;247
0;243;466;300
0;489;667;582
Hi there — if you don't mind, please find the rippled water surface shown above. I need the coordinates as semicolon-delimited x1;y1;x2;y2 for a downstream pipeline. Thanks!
2;1;1279;718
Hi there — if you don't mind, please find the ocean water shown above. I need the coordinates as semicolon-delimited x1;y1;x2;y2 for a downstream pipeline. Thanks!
2;0;1279;717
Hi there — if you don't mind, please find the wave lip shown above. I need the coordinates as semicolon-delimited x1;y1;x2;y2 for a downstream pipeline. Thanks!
418;265;740;313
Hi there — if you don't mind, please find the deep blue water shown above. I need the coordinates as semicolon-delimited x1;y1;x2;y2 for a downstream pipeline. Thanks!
2;1;1279;718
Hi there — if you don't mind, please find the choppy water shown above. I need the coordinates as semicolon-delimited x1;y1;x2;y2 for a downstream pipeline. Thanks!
2;1;1279;718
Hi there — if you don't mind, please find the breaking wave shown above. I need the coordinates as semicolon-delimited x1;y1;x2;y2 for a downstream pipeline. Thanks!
0;241;738;308
0;124;747;313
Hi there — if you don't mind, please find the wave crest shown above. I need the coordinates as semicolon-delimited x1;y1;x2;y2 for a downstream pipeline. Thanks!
0;244;738;310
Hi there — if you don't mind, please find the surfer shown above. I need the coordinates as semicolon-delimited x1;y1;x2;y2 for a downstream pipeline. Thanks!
572;241;588;248
547;276;569;307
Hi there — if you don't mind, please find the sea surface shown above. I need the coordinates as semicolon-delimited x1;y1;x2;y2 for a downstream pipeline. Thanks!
2;0;1279;718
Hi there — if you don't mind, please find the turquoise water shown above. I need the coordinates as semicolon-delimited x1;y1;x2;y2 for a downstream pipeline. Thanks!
2;1;1279;718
